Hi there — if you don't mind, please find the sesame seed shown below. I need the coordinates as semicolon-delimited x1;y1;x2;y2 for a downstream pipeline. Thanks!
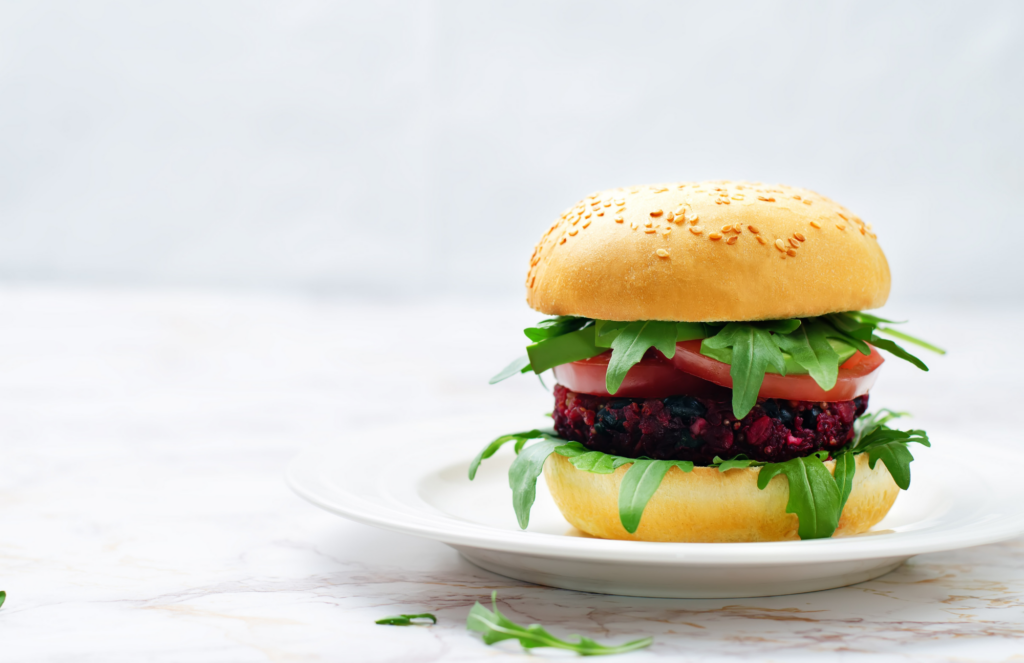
650;209;663;217
644;228;657;234
787;248;797;257
726;236;738;245
860;226;867;235
584;211;592;219
747;225;759;234
656;248;670;258
644;220;653;228
596;211;604;216
689;226;703;235
721;224;733;233
689;215;700;225
559;237;567;244
803;199;812;205
530;276;536;288
794;232;805;241
836;224;846;230
614;216;624;223
837;213;848;221
571;218;580;226
603;200;612;207
810;220;822;229
568;229;578;236
775;239;786;252
709;232;723;240
756;235;767;245
793;195;802;200
665;211;675;222
788;238;800;248
582;220;591;228
758;196;775;202
731;195;743;200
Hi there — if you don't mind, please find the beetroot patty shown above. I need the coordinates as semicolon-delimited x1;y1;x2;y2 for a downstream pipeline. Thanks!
553;383;868;465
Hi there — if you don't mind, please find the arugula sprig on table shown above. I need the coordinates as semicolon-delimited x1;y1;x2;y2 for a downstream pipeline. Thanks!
467;591;653;656
470;414;930;540
491;312;943;419
376;613;437;625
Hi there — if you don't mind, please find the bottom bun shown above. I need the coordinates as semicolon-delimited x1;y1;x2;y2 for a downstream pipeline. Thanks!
543;452;899;542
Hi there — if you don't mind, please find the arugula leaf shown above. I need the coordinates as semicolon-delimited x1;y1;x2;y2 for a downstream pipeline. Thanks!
594;320;629;347
618;459;693;533
524;316;590;342
876;326;947;355
869;334;929;371
509;438;563;529
488;355;532;385
757;319;802;334
0;591;5;609
773;319;841;391
853;409;908;444
867;442;916;490
468;430;549;480
675;321;707;341
702;323;786;420
526;328;605;374
855;426;931;452
376;613;437;625
605;321;679;394
713;456;759;471
468;591;653;655
832;452;856;516
757;453;841;540
554;442;631;474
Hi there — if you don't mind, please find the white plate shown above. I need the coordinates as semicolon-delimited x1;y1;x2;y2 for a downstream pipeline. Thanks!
287;416;1024;598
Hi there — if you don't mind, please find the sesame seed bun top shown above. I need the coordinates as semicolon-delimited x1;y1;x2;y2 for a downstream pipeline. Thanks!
525;181;891;322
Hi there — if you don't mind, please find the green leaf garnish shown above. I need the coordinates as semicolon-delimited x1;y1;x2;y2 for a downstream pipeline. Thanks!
832;451;856;516
509;437;564;528
0;591;5;609
468;430;550;480
702;323;786;419
868;334;929;371
618;459;693;533
757;452;841;540
526;327;604;374
524;316;590;342
467;591;653;655
489;355;532;385
376;613;437;625
866;442;916;490
712;455;760;471
605;321;679;394
772;319;841;391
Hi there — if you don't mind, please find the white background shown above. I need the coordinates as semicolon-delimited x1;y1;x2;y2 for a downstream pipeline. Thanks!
0;1;1021;305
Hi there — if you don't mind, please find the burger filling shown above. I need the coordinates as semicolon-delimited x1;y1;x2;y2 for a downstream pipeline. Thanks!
553;383;869;465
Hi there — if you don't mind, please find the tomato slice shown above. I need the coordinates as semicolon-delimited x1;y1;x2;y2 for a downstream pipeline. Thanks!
552;350;730;400
669;340;883;402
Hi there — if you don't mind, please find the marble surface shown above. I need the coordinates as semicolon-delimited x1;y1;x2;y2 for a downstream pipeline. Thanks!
1;285;1023;662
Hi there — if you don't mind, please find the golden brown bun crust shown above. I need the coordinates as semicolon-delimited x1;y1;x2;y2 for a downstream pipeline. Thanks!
526;181;890;322
544;452;898;542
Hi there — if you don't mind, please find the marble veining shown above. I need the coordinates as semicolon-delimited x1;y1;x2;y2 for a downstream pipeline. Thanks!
0;286;1021;661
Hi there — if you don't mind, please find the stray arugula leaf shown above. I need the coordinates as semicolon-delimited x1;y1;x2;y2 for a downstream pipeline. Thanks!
757;453;841;540
376;613;437;625
467;591;653;655
832;452;856;516
509;438;564;528
0;591;5;608
468;430;549;480
869;335;929;371
618;459;693;533
605;321;679;394
526;327;605;374
702;323;786;419
524;316;590;342
489;355;532;385
773;319;841;391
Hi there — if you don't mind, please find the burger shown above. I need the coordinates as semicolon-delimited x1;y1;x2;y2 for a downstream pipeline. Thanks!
470;181;942;542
